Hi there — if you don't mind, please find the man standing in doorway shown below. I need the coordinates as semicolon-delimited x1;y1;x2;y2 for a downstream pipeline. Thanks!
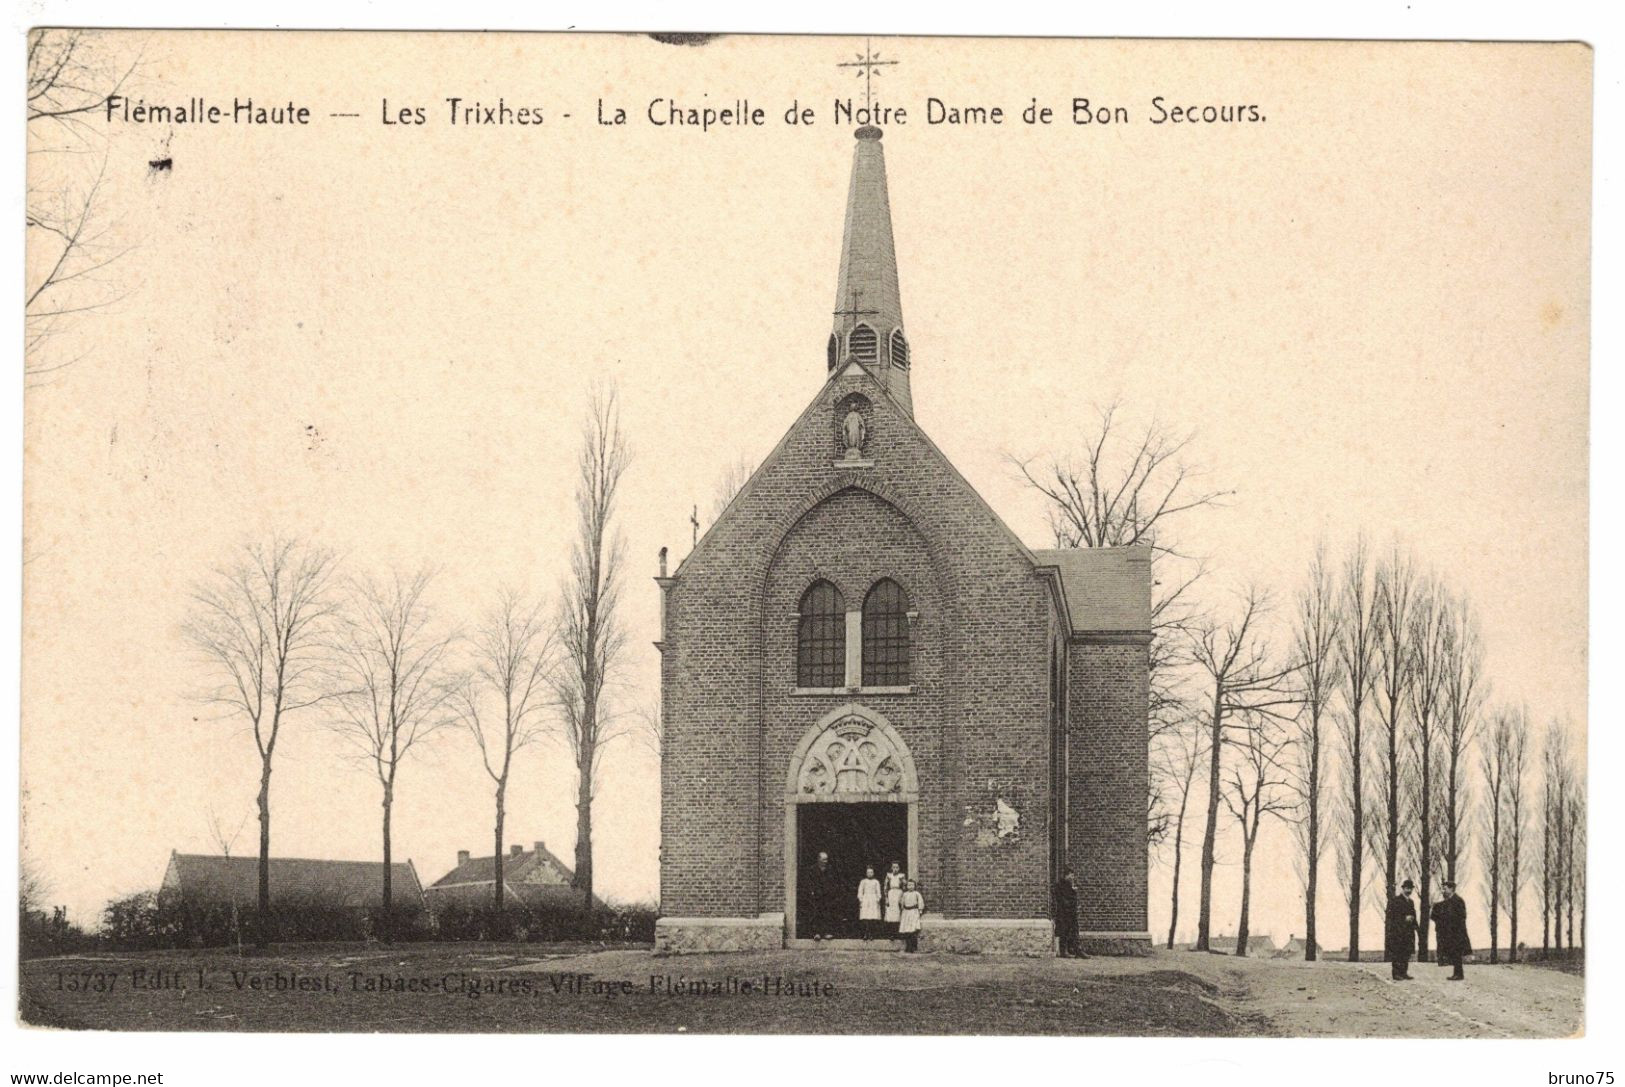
1432;879;1471;981
806;851;838;940
1386;878;1419;980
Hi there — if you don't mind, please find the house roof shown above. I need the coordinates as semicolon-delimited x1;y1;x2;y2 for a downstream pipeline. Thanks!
163;853;424;909
1198;934;1277;954
426;842;607;910
1274;937;1322;957
423;880;601;911
429;841;573;889
1030;546;1153;634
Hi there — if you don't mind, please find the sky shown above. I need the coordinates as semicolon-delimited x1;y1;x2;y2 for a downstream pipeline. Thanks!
21;32;1589;948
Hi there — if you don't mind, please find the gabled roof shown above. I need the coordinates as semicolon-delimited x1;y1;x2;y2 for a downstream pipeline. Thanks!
679;363;1153;644
162;853;424;909
425;842;607;910
679;361;1037;580
428;841;573;889
1274;937;1322;957
1030;547;1153;634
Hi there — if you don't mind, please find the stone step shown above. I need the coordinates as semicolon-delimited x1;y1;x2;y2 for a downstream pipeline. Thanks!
786;937;907;951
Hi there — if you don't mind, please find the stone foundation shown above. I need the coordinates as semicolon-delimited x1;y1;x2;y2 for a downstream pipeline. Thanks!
915;917;1053;957
655;917;1153;957
655;914;784;954
1078;930;1155;956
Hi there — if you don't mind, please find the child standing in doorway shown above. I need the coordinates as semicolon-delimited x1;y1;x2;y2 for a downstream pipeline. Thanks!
857;866;883;941
898;878;925;952
883;861;905;936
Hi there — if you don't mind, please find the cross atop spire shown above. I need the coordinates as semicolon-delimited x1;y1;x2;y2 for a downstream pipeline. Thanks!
837;38;899;109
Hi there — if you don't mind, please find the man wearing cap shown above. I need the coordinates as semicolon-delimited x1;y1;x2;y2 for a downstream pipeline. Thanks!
1385;878;1419;980
1432;879;1471;981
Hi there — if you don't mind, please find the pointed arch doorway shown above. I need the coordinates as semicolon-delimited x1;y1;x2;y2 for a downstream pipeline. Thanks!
784;704;919;947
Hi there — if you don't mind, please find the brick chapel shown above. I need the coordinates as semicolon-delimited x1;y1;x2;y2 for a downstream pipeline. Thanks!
654;125;1152;956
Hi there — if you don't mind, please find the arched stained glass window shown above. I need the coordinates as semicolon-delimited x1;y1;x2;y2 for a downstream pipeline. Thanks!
862;579;910;687
797;581;846;688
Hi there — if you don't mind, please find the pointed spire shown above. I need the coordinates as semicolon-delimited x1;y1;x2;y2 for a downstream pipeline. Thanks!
829;126;912;414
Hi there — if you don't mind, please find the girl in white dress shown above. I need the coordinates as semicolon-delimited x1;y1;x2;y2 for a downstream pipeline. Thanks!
883;862;905;934
898;879;925;953
857;866;883;941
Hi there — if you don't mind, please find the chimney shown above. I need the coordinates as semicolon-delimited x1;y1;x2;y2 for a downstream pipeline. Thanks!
533;840;546;857
456;850;470;867
511;844;523;857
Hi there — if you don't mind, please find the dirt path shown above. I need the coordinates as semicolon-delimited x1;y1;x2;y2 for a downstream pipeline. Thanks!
20;943;1581;1036
505;946;1581;1038
1164;950;1584;1039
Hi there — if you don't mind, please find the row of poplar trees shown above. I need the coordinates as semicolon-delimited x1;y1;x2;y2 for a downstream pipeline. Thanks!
184;387;632;945
1014;404;1586;962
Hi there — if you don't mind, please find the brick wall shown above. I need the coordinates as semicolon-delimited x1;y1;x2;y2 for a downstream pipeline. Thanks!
758;488;946;908
660;367;1057;920
1066;636;1151;932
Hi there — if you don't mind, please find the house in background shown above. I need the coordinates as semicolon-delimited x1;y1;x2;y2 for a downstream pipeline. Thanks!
1197;934;1278;956
160;852;424;911
424;841;605;912
1274;935;1323;959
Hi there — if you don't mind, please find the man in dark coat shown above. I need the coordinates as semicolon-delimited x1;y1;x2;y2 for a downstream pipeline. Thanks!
1431;879;1471;981
1053;868;1083;958
805;851;838;940
1385;878;1419;980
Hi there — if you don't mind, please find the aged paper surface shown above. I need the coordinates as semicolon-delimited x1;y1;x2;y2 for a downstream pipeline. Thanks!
20;31;1589;1045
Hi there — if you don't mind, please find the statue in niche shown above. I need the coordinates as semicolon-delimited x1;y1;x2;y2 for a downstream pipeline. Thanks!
841;404;867;459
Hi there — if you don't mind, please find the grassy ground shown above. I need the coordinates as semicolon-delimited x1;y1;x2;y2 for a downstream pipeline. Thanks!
17;943;1581;1037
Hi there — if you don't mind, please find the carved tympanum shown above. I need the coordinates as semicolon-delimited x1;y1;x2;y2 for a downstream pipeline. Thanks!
798;717;904;796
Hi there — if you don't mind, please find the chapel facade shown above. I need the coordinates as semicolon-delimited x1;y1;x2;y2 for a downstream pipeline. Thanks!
654;125;1152;956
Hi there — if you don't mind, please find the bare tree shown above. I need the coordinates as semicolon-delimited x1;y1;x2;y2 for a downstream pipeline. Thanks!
327;568;458;924
1540;724;1559;956
1189;586;1299;951
184;539;338;944
1287;541;1343;961
1154;716;1208;949
455;589;557;911
1222;711;1296;956
707;454;757;525
1011;402;1228;839
1478;706;1514;963
26;30;141;383
1439;595;1484;885
554;385;631;911
1499;706;1530;962
1402;576;1449;961
633;697;663;760
204;805;250;952
1369;548;1417;954
204;803;248;856
1563;777;1583;953
1333;539;1380;961
19;853;51;924
1011;402;1231;557
1540;724;1573;956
